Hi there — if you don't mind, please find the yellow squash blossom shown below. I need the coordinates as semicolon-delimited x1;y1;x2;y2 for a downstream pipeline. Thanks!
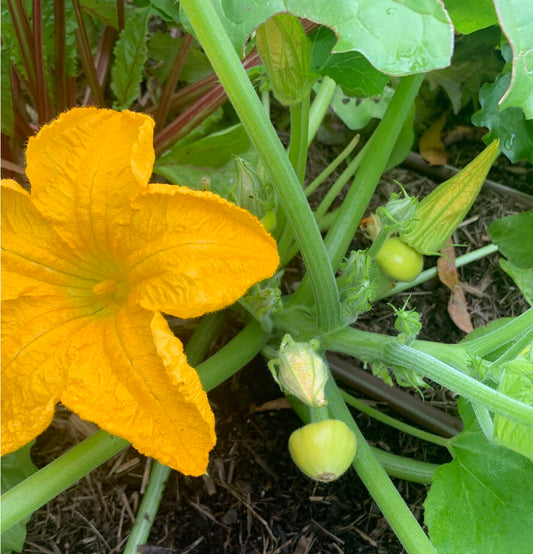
1;108;279;476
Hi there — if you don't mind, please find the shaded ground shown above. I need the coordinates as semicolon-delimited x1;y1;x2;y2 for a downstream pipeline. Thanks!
22;141;531;553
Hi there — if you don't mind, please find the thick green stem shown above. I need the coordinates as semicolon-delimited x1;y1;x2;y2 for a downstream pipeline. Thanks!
179;0;340;332
1;431;128;533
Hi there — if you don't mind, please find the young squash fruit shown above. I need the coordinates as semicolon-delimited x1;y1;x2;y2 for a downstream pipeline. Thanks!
288;419;357;482
375;237;423;282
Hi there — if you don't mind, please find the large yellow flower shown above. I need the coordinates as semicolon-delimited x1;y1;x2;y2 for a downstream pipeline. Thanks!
1;108;279;475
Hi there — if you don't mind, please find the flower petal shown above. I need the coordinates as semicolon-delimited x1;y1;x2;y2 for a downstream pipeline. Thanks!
124;184;279;318
61;304;216;475
26;108;154;254
1;179;99;301
1;295;96;455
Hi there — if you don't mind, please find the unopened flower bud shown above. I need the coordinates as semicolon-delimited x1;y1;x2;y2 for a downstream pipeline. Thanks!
401;140;500;255
268;334;328;407
255;13;314;106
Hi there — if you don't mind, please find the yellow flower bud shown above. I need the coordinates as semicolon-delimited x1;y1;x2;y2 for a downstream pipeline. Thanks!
268;334;328;407
401;140;500;255
255;13;313;106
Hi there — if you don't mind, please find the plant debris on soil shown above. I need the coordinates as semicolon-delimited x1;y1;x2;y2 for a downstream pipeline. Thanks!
22;141;531;553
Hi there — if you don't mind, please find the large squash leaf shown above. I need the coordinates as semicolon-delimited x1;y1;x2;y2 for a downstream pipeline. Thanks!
425;400;533;554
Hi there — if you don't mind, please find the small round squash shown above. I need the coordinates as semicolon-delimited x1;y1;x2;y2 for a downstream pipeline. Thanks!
288;419;357;482
375;237;423;282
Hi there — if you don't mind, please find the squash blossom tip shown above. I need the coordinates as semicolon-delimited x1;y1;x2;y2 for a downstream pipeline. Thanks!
401;140;500;255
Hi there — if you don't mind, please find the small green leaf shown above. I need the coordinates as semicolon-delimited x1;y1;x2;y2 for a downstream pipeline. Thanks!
443;0;498;34
472;72;533;163
425;400;533;554
110;7;151;110
493;0;533;118
1;442;38;553
500;259;533;305
1;46;14;136
489;211;533;269
494;359;533;460
148;0;181;22
309;27;388;97
80;0;129;29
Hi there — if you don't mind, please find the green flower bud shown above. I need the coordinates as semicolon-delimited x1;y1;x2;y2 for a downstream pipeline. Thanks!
389;300;422;344
230;158;276;230
401;140;500;255
268;334;328;407
289;420;357;482
255;13;314;106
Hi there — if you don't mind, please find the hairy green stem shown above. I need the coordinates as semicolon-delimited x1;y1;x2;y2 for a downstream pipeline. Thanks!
384;343;533;426
179;0;340;332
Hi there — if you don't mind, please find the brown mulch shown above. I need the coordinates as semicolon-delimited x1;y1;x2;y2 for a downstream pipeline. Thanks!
21;140;531;553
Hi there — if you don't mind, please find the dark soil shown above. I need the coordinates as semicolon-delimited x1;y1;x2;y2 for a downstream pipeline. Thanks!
21;139;531;553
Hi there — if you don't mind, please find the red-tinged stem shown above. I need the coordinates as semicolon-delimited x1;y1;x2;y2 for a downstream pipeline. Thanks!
153;52;261;154
32;0;53;123
6;0;37;105
89;26;117;101
53;0;67;112
117;0;125;31
72;0;106;107
154;33;194;130
154;83;227;154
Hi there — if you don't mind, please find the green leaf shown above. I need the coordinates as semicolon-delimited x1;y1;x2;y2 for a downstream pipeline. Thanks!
148;0;181;22
426;27;503;113
493;0;533;119
192;0;453;75
443;0;498;34
1;442;37;553
110;6;151;110
494;359;533;460
425;400;533;554
154;126;253;198
488;211;533;269
500;259;533;306
1;46;14;136
309;27;388;97
147;32;212;85
80;0;129;29
328;85;394;131
472;72;533;163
